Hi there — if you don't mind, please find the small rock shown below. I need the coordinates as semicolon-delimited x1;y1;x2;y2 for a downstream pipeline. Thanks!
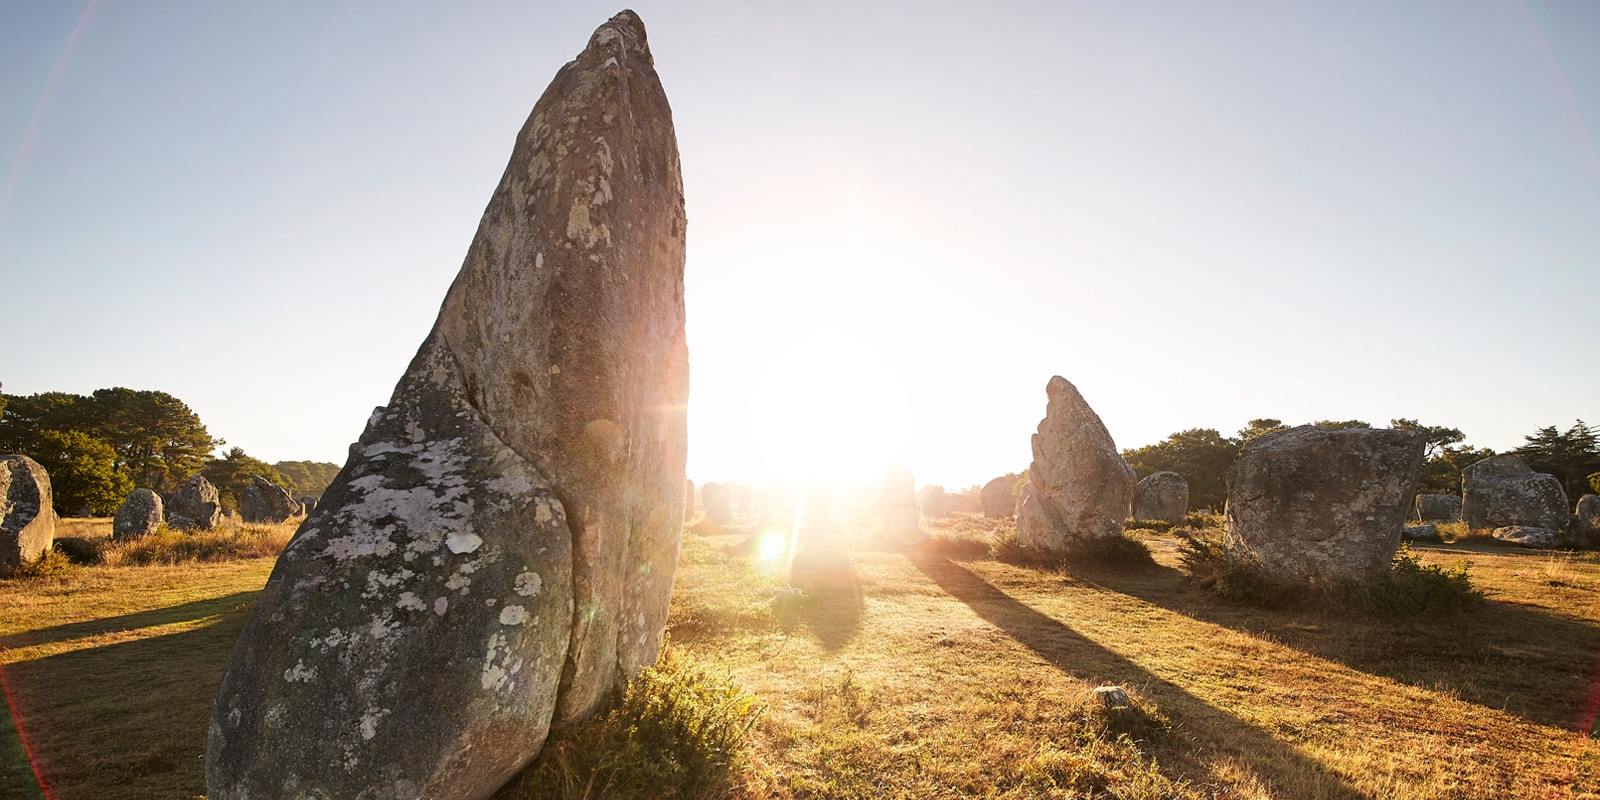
1414;493;1462;523
919;485;949;518
1093;685;1132;709
298;496;317;516
1492;525;1564;549
981;477;1014;518
1133;472;1188;524
113;488;164;539
1401;524;1441;542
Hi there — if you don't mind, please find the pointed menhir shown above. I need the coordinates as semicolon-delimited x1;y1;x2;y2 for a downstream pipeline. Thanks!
206;11;688;799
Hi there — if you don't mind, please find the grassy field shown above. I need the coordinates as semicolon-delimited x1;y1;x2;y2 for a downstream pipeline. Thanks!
3;513;1598;799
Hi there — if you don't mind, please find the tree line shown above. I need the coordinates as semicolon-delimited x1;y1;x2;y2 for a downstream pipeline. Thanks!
1123;418;1600;512
0;386;340;517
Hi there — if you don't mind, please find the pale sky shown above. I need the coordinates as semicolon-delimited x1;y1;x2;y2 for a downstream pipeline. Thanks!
2;1;1597;490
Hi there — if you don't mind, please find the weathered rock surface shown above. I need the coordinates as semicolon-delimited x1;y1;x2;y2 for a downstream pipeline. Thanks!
1015;377;1135;552
1461;455;1569;531
113;488;164;539
919;485;948;518
299;496;318;516
1402;524;1441;542
1;455;54;572
879;464;922;544
981;477;1013;518
702;482;730;524
1579;494;1600;529
1492;525;1563;549
1414;493;1462;523
240;476;298;524
1225;425;1425;581
1133;472;1187;523
208;12;687;800
683;479;695;521
169;475;222;531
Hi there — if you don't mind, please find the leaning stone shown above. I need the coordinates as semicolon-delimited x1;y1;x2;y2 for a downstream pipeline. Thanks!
1016;376;1135;553
981;476;1014;518
239;475;298;524
1;455;54;572
208;12;687;800
1462;456;1569;531
1225;425;1424;581
113;488;164;539
1133;472;1187;523
1492;525;1564;549
169;475;222;531
1414;493;1462;523
919;485;949;518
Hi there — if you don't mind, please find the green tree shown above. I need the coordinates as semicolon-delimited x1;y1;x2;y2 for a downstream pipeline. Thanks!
84;388;222;492
0;392;94;454
1514;421;1600;500
273;461;341;500
1237;419;1289;441
30;429;132;516
201;447;289;513
1123;428;1239;512
1389;419;1466;459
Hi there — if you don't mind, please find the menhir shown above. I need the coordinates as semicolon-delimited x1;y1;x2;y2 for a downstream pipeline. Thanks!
207;12;688;800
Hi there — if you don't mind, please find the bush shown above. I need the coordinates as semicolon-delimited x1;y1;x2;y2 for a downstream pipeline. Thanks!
993;531;1155;570
1175;528;1280;606
1;549;78;580
497;647;764;800
99;522;294;566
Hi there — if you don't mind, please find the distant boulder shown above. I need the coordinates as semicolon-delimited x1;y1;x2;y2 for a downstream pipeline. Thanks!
239;476;298;524
298;496;317;516
878;464;922;544
168;475;222;531
980;477;1014;518
1;454;54;572
1401;524;1441;542
702;482;731;525
1132;472;1187;524
1576;494;1600;530
1225;426;1424;581
919;485;949;518
1414;493;1462;523
113;488;164;539
1015;376;1135;553
1461;456;1569;531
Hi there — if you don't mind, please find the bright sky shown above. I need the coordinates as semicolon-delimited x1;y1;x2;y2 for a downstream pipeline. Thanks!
2;1;1597;490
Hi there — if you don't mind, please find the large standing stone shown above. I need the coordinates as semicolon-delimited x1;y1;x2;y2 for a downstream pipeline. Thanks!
1225;426;1424;581
113;488;164;539
878;464;922;544
919;485;949;518
701;482;731;525
1414;493;1462;523
239;476;298;524
683;479;695;521
1015;376;1136;552
169;475;222;531
980;476;1014;518
1461;455;1570;531
1;455;54;572
1132;472;1187;524
208;12;687;800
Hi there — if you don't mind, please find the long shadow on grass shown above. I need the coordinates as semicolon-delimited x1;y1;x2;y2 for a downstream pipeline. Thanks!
5;596;256;800
910;554;1369;800
784;537;864;652
0;591;261;650
1070;554;1600;735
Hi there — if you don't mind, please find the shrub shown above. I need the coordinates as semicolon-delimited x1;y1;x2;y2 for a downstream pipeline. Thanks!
1;548;78;580
99;522;294;567
497;647;764;800
993;531;1155;570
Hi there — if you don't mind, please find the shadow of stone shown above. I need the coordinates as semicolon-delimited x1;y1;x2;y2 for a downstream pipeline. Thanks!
3;596;256;800
783;526;864;653
0;591;262;650
1072;558;1600;734
909;553;1370;800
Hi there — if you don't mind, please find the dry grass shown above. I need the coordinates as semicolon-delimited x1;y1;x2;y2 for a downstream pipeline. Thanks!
2;509;1598;799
